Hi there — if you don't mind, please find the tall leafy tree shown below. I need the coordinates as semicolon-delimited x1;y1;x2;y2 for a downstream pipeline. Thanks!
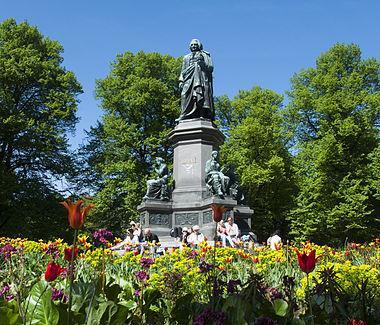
81;51;181;234
218;87;295;240
286;44;380;244
0;19;82;238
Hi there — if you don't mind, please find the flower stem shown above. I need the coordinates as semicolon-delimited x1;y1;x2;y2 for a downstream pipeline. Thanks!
101;247;105;294
306;273;314;325
211;222;217;311
9;256;26;324
67;228;78;325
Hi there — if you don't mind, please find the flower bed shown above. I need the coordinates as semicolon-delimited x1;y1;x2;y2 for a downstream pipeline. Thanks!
1;236;379;324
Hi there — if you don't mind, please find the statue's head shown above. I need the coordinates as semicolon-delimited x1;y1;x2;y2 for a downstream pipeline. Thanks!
211;150;218;158
189;39;202;52
156;157;164;164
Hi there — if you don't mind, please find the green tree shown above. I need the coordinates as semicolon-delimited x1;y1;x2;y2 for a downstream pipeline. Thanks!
81;51;181;234
0;19;82;238
286;43;380;244
218;87;295;240
368;145;380;200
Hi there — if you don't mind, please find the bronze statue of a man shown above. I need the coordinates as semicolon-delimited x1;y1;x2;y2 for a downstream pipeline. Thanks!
205;150;230;198
143;157;170;201
177;39;214;121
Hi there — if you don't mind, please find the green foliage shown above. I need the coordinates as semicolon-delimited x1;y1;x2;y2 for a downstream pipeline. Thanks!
368;145;380;200
0;18;82;239
0;301;22;325
25;281;59;325
286;43;380;244
218;87;295;240
273;298;288;317
80;51;181;234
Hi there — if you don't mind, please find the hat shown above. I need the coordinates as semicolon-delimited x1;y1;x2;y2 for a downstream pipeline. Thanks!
193;225;200;231
182;227;189;232
130;221;136;225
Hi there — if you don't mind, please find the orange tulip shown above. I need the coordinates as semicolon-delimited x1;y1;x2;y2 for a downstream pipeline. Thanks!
274;242;283;250
251;257;259;263
60;198;94;230
211;204;227;222
225;256;233;263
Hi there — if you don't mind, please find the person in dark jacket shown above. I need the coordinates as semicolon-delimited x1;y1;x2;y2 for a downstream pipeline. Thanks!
144;228;159;244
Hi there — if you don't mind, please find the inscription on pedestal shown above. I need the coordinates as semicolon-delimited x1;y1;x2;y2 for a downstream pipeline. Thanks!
175;213;199;225
181;157;197;176
202;210;213;224
149;213;170;225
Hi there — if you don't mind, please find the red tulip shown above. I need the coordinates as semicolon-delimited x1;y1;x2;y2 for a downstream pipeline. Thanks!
211;204;227;222
296;249;316;274
347;319;365;325
60;198;94;230
45;261;64;282
64;247;79;261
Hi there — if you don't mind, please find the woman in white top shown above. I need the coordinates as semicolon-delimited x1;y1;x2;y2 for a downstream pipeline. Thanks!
267;230;282;250
225;217;239;245
217;220;235;247
187;225;205;248
111;228;139;250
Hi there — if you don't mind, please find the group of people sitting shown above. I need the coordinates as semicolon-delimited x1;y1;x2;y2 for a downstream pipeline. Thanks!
111;218;280;253
111;221;160;251
171;216;244;248
171;224;205;248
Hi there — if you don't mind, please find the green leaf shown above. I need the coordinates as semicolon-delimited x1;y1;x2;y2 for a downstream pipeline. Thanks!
290;319;306;325
273;298;288;317
86;300;115;325
104;284;121;302
143;288;161;308
118;300;137;311
25;281;59;325
71;282;96;313
0;301;22;325
171;294;194;324
222;295;248;325
109;305;130;325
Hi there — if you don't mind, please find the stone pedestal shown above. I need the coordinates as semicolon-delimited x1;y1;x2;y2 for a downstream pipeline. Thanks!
137;118;253;239
169;118;224;204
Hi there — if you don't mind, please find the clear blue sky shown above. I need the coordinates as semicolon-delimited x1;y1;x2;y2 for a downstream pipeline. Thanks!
1;0;379;148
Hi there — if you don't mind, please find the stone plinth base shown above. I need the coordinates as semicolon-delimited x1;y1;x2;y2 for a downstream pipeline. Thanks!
137;196;253;239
